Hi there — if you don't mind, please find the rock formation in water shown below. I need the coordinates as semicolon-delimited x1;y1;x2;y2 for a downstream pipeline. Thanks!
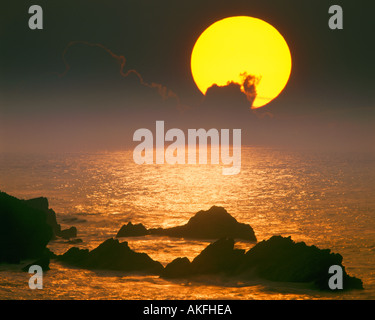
61;217;87;224
161;257;192;279
22;252;51;272
24;197;79;240
58;238;163;275
161;236;363;291
161;238;244;278
59;227;78;239
116;206;257;241
190;238;245;275
116;222;149;237
0;190;363;291
0;191;53;264
239;235;364;290
67;238;83;244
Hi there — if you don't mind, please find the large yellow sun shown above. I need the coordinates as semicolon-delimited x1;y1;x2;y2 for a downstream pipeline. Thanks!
191;16;292;108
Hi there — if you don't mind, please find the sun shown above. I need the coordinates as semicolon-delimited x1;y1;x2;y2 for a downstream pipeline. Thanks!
191;16;292;109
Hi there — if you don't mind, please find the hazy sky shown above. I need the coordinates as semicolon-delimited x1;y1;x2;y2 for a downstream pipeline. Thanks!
1;0;374;152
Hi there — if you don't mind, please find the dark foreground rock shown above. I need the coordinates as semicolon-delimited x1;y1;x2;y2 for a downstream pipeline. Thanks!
0;191;53;264
22;252;51;272
240;235;364;290
191;238;245;275
161;238;244;278
161;257;192;279
117;206;257;241
58;238;163;274
25;197;79;240
162;236;363;291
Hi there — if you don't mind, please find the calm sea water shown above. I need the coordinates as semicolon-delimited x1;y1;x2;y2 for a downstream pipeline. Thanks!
0;147;374;299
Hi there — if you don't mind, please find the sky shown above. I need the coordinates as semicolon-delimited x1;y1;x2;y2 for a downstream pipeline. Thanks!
1;0;374;152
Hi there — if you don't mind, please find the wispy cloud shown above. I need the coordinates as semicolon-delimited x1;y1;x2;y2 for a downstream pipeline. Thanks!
55;41;185;110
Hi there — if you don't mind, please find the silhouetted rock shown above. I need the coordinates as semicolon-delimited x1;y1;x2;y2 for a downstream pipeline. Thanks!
149;206;256;241
116;222;149;238
0;191;53;264
191;238;245;275
161;236;363;291
58;238;163;274
116;207;256;241
24;197;61;238
24;197;49;212
46;247;57;259
25;197;79;240
67;238;83;244
59;226;78;239
59;247;89;264
46;209;62;238
22;252;50;272
161;238;245;279
161;257;192;278
62;217;87;224
239;236;363;291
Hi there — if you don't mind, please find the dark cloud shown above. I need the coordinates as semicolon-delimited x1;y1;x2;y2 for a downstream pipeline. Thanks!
203;73;259;109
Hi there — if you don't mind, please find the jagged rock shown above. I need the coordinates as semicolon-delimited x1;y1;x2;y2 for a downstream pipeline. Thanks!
191;238;245;275
0;191;53;264
25;197;78;240
22;252;50;272
24;197;49;212
24;197;61;238
161;257;192;278
161;238;245;278
58;247;90;265
117;206;256;241
58;238;163;274
116;222;149;238
67;238;83;244
151;206;256;241
59;227;78;239
46;209;62;238
239;235;363;291
46;248;57;259
161;236;363;291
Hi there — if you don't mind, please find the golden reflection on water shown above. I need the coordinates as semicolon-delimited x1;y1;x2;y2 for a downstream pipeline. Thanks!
0;147;374;299
0;262;333;300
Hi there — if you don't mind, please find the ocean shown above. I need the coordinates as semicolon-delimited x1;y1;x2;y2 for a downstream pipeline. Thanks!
0;147;374;299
